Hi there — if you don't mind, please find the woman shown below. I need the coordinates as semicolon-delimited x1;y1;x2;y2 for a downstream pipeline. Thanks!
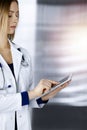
0;0;70;130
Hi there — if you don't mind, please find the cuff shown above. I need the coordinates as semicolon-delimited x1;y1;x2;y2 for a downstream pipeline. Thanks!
21;91;29;106
36;98;48;104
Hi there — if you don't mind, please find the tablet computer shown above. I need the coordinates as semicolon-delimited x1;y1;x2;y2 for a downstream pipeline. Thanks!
39;74;72;98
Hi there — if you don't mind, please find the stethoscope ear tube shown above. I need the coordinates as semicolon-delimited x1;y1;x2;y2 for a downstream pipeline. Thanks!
0;63;5;90
0;63;12;90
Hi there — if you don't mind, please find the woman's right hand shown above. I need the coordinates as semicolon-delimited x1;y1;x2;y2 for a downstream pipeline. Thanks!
28;79;58;100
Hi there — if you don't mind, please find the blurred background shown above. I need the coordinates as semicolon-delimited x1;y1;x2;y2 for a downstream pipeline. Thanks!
15;0;87;130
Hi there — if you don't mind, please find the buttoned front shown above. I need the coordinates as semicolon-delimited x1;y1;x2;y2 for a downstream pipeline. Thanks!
0;40;41;130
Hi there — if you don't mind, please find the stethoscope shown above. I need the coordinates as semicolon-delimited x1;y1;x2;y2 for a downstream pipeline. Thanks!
0;48;29;90
17;48;29;67
0;63;13;90
0;63;5;90
11;41;29;67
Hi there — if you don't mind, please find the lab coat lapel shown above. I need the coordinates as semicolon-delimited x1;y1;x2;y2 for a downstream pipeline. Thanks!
10;44;22;81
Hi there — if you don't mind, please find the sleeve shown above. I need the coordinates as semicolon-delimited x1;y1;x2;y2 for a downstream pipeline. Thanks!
0;64;24;112
36;98;48;105
26;53;49;108
0;92;22;112
0;90;31;113
17;48;49;108
21;91;29;106
29;98;49;108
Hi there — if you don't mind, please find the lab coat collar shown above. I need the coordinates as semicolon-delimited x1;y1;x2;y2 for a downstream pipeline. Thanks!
9;40;22;81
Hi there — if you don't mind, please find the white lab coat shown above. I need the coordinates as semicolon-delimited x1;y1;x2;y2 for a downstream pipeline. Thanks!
0;40;43;130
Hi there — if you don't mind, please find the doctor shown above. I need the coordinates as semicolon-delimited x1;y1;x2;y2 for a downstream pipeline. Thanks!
0;0;70;130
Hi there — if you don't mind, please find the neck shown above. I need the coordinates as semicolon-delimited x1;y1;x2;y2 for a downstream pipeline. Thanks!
0;36;9;49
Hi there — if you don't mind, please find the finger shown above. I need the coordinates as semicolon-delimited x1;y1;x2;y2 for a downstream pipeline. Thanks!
42;79;52;88
47;79;59;85
44;81;52;88
41;79;59;85
58;82;69;90
43;86;51;93
45;86;51;90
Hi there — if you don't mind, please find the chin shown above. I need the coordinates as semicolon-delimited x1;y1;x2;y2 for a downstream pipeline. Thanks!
8;29;15;34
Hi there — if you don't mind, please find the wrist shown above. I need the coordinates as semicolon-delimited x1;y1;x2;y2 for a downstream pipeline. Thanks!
41;96;48;101
28;89;38;100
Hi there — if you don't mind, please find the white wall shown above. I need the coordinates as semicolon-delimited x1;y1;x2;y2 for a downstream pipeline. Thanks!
14;0;37;67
